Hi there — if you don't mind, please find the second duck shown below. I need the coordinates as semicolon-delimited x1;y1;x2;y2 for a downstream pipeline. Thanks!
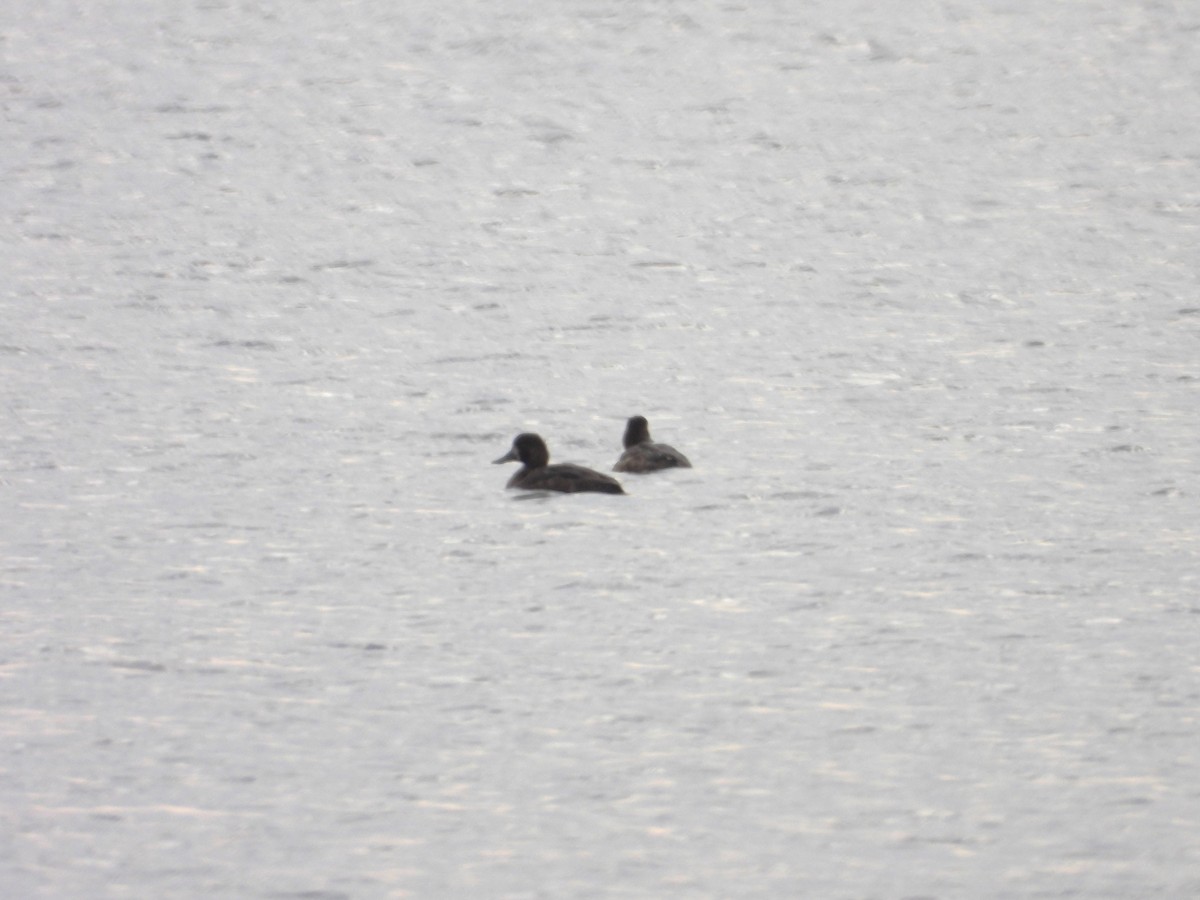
613;415;692;473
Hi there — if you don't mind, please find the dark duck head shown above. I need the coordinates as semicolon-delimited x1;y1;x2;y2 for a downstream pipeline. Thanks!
495;433;625;494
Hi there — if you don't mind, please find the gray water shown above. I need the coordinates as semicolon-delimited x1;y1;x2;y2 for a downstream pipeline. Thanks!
3;1;1199;897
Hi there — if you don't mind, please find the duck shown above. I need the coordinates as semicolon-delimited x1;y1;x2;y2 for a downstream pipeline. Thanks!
613;415;692;473
494;433;625;494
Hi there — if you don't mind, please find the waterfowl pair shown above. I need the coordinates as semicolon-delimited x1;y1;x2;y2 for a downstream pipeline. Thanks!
494;416;690;494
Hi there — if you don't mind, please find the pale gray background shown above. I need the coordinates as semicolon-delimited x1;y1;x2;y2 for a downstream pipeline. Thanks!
3;1;1198;897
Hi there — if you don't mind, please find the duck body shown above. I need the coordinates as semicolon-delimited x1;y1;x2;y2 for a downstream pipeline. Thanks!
613;416;692;473
495;433;625;494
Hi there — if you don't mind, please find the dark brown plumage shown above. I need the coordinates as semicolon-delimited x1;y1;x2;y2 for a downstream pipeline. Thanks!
494;433;625;494
613;416;692;473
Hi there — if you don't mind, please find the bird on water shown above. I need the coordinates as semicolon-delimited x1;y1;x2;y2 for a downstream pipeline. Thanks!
613;415;692;473
494;433;625;494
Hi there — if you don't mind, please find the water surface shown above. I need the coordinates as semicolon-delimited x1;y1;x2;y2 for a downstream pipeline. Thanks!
3;1;1198;897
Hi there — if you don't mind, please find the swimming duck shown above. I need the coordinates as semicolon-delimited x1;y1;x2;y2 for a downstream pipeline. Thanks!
613;415;692;473
494;433;625;494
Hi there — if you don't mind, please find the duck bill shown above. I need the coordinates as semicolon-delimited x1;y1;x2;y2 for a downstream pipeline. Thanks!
493;447;519;464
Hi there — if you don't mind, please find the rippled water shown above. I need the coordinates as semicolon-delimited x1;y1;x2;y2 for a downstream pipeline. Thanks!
4;1;1199;897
